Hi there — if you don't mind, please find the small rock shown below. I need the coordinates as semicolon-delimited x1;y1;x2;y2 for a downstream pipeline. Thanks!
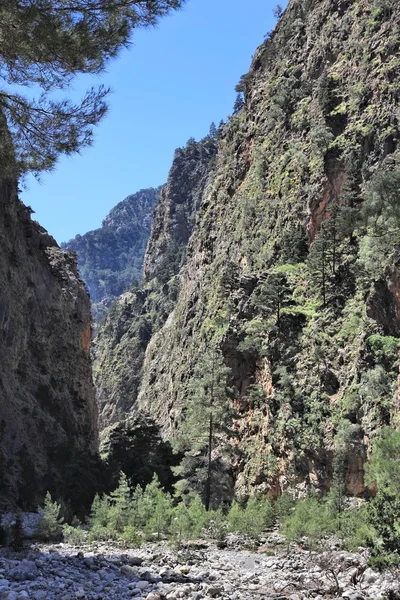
121;565;139;579
207;587;222;598
129;557;144;566
136;580;150;590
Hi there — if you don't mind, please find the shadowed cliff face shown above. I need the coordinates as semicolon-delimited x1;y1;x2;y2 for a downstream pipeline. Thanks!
0;179;98;509
93;136;218;430
95;0;400;498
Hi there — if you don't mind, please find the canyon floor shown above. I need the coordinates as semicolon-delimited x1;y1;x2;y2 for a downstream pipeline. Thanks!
0;537;398;600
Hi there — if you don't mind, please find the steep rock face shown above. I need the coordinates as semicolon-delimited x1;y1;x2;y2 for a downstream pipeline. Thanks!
0;179;97;509
96;0;400;498
93;137;218;430
63;188;160;321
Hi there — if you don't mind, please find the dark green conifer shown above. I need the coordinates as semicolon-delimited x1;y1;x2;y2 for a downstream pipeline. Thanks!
208;122;217;139
174;348;235;511
0;0;185;175
9;513;24;551
233;93;245;114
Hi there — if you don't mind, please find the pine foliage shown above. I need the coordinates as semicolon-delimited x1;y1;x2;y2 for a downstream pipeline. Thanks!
38;492;64;541
0;0;185;175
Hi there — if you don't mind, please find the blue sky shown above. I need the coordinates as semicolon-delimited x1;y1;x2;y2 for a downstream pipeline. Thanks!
21;0;287;244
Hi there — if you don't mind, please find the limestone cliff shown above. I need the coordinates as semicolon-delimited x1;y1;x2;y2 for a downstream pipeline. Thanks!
0;179;97;509
94;0;400;499
93;135;218;430
62;187;160;322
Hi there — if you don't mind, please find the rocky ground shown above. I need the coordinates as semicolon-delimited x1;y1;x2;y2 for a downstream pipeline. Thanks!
0;535;399;600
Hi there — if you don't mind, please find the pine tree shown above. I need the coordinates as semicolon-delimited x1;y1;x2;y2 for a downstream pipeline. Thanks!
143;475;173;539
38;492;63;541
9;513;24;551
233;93;245;114
0;0;185;176
174;348;234;511
273;4;283;19
308;227;329;306
208;122;217;139
308;200;358;304
252;271;291;326
108;472;131;533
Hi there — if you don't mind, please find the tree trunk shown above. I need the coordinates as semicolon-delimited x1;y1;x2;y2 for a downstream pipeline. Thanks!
205;412;213;511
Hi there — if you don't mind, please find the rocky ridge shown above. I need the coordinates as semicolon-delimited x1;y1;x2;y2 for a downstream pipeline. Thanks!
0;539;397;600
62;188;160;322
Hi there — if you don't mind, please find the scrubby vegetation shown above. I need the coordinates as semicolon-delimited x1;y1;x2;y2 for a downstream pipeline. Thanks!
52;473;275;547
19;428;400;573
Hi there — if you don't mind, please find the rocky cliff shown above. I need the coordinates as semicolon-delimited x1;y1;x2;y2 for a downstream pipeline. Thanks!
93;135;218;430
94;0;400;500
0;179;97;510
62;187;160;322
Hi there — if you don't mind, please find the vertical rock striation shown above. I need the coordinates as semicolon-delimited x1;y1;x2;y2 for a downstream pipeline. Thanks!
0;179;97;509
93;136;218;430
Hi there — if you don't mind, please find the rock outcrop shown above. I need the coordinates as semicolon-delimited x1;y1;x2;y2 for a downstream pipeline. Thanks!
94;0;400;498
62;187;160;322
0;179;97;509
93;135;218;430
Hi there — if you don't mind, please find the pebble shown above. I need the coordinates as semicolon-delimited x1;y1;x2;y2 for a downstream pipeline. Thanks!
0;537;398;600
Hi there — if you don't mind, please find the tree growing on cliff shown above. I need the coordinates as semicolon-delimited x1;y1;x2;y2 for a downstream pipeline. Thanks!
233;93;245;114
174;348;235;511
252;270;291;326
208;122;217;139
0;0;185;176
358;168;400;279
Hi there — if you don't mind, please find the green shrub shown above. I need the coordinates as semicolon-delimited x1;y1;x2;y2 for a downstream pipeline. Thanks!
121;525;142;546
107;472;132;533
38;493;63;541
275;492;295;519
202;508;228;542
228;498;274;536
88;493;113;541
366;490;400;570
340;504;374;552
186;495;209;538
282;495;338;548
143;476;174;539
170;495;210;542
88;524;117;542
170;502;193;543
62;523;87;545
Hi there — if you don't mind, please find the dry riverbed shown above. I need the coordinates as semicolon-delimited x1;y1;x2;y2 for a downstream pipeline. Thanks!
0;536;398;600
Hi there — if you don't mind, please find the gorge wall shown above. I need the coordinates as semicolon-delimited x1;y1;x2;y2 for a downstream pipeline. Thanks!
94;0;400;499
62;187;160;322
0;178;98;509
94;135;218;431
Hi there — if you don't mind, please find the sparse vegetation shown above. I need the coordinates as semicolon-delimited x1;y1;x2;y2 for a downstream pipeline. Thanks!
38;493;64;541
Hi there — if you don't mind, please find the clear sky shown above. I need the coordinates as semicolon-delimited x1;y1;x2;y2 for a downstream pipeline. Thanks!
21;0;288;244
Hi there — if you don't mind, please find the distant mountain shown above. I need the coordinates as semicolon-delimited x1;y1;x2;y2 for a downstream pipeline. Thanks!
62;187;161;321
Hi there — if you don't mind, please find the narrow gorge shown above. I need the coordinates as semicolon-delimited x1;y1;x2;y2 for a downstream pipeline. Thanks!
91;0;400;503
2;0;400;593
